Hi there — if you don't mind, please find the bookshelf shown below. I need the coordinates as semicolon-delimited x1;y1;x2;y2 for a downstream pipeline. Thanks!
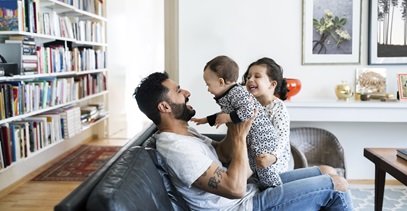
0;0;108;191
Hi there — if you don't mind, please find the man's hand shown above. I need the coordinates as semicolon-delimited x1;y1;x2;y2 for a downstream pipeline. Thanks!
256;154;277;169
214;113;231;128
191;117;208;125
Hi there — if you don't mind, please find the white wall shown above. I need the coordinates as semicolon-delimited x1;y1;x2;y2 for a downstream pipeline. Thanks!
177;1;407;180
107;0;164;137
179;1;403;109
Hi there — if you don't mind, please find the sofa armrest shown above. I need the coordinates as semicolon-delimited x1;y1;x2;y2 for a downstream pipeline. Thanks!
54;123;158;211
86;147;177;211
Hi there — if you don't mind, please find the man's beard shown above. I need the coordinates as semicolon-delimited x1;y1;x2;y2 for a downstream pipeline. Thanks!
168;101;196;121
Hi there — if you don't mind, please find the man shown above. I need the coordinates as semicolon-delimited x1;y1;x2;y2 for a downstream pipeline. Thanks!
133;72;353;210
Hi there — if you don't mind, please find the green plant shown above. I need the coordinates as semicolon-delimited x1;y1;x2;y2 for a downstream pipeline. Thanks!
312;9;351;54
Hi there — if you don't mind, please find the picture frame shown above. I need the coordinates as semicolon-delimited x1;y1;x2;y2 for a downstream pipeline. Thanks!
356;68;386;94
397;73;407;101
302;0;362;65
368;0;407;64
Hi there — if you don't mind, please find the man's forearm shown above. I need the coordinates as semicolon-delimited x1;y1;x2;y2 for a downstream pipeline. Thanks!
218;135;251;196
227;136;252;180
216;135;233;163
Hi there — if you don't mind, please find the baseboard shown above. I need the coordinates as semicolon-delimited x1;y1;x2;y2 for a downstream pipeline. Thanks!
349;179;404;186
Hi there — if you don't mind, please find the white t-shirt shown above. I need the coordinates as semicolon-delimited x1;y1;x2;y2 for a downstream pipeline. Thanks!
155;127;258;211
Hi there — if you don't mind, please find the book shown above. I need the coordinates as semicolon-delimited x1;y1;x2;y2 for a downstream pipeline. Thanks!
1;124;12;166
0;140;4;169
8;123;21;162
9;121;30;158
0;128;6;168
396;149;407;161
0;0;19;31
8;35;33;41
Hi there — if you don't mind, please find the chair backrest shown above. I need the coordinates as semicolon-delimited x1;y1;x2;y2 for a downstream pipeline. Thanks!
289;127;346;178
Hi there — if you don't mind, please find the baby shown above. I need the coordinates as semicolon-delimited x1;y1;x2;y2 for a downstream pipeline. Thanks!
191;55;281;188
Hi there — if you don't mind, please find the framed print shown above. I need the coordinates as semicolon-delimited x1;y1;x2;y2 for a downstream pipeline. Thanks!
398;73;407;101
302;0;361;64
356;68;386;94
369;0;407;64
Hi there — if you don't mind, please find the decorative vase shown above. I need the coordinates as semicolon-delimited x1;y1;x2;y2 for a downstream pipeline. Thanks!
286;78;302;100
335;81;353;100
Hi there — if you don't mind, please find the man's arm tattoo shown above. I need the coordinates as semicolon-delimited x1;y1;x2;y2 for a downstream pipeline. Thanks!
208;167;225;189
214;167;223;178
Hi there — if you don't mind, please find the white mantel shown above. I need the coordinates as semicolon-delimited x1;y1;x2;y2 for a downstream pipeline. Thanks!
285;99;407;123
285;98;407;180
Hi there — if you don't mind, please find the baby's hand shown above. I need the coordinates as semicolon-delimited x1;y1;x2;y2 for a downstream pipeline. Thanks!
256;154;276;169
191;117;208;125
214;113;231;129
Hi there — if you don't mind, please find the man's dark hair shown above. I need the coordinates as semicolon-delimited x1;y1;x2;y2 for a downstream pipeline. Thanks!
133;72;169;125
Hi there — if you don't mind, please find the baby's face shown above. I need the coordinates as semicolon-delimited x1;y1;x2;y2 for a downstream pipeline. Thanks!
203;68;225;97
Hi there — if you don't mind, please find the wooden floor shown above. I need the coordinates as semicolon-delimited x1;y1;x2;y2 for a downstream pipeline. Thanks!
0;137;129;211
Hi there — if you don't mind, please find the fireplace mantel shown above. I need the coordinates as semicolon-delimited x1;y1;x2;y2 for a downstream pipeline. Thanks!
285;99;407;123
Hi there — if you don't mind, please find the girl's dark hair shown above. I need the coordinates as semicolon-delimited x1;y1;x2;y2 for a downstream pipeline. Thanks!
204;55;239;83
133;72;169;125
242;57;289;101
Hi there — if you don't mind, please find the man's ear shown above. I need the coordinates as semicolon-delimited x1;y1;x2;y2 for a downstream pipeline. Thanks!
158;101;171;113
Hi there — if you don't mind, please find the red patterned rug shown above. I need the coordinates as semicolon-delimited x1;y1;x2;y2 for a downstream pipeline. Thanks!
32;145;121;181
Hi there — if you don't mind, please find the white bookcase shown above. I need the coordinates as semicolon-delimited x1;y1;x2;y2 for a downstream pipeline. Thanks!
0;0;108;191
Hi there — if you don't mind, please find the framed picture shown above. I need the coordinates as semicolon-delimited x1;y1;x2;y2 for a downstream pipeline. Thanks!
302;0;362;65
398;73;407;101
356;68;386;94
369;0;407;64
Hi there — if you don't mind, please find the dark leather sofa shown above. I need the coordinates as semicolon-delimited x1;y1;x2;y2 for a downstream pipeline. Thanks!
54;123;190;211
55;123;307;211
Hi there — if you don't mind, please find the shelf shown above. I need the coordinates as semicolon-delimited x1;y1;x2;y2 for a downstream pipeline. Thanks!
0;91;108;125
42;0;106;21
285;98;407;122
0;113;109;174
0;31;106;46
76;69;107;75
81;114;109;131
77;90;108;102
0;69;107;81
0;0;108;192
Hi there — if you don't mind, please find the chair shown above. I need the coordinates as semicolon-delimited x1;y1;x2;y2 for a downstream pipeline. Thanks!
290;144;308;169
289;127;346;178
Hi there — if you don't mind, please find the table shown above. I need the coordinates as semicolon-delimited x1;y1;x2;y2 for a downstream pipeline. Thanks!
364;148;407;211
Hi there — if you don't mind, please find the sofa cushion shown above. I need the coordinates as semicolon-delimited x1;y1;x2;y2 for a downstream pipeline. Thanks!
142;135;157;148
145;148;189;211
86;146;188;211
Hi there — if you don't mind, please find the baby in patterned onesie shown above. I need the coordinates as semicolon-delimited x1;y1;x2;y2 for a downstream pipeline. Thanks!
191;55;282;188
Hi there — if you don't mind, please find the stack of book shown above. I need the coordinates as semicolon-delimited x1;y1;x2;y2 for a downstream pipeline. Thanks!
58;106;81;139
88;102;106;117
80;105;98;125
5;35;38;75
397;149;407;161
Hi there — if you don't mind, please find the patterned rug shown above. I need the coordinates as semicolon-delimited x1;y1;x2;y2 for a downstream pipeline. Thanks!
32;145;121;181
351;185;407;211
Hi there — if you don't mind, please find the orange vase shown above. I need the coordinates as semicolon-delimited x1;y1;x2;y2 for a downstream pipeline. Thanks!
286;78;302;100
